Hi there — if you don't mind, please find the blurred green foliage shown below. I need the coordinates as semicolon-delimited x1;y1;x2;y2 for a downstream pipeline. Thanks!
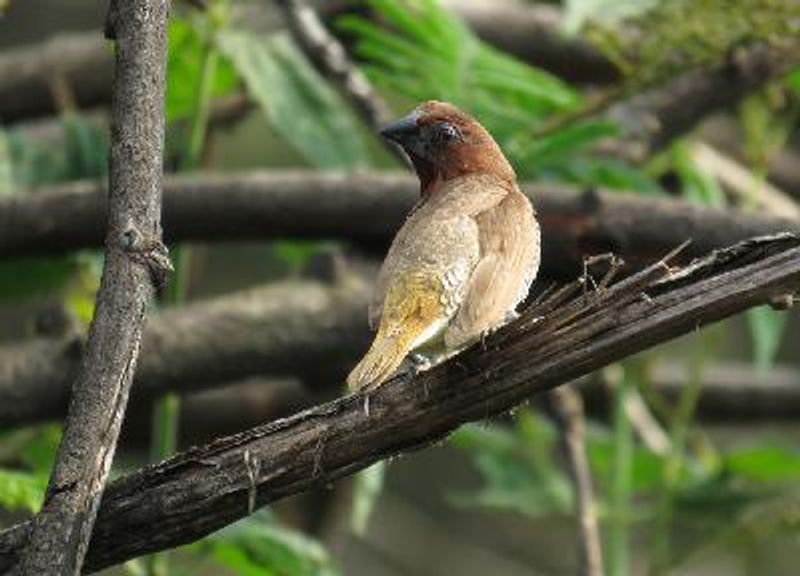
193;510;340;576
0;426;61;513
1;0;799;574
582;0;800;82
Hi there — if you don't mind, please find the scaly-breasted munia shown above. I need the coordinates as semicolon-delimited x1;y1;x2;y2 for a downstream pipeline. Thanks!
347;100;540;391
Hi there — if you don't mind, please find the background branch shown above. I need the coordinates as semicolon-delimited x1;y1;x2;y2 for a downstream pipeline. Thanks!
2;171;798;279
549;386;604;576
15;1;170;574
601;42;800;162
1;233;798;574
0;271;371;427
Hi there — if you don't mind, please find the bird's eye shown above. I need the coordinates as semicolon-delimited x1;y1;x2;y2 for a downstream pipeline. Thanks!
435;122;462;143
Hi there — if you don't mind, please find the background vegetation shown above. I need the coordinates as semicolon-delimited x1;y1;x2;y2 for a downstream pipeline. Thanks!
2;0;800;574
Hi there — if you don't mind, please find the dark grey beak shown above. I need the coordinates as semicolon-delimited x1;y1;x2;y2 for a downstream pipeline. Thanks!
379;110;420;146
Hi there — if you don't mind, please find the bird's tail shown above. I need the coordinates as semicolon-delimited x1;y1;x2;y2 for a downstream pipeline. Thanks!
347;325;423;391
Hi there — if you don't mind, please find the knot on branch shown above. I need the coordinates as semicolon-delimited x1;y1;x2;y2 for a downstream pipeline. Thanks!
119;223;173;291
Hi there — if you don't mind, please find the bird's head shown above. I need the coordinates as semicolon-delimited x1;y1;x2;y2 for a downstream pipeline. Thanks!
380;100;516;195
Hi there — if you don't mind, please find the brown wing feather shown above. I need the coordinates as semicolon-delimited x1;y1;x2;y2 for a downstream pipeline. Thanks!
369;174;508;330
445;188;540;349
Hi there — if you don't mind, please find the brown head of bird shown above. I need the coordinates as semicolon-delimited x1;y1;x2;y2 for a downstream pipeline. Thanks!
380;100;516;195
347;101;540;392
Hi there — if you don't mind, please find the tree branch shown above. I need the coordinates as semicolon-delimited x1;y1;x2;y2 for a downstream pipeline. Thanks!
14;2;170;574
602;42;800;162
549;386;604;576
0;33;112;123
0;273;371;427
0;233;798;574
2;171;798;279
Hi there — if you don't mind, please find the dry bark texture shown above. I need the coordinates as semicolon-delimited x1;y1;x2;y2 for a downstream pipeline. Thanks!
0;233;798;574
13;1;170;574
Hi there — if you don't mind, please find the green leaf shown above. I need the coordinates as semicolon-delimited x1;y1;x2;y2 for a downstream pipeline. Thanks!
671;141;726;207
0;469;47;513
62;114;108;180
166;16;238;123
340;0;583;150
272;240;323;269
515;120;619;168
218;32;369;169
18;425;62;472
723;445;800;483
449;411;573;517
0;256;77;302
205;511;339;576
540;156;663;192
746;306;786;369
588;431;667;494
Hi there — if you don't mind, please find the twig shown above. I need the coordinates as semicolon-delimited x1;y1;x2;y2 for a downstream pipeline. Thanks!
549;386;604;576
15;1;170;574
0;233;798;574
691;141;800;219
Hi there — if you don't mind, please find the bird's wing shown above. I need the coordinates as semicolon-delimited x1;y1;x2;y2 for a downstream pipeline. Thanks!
445;189;540;349
349;213;480;390
368;175;507;330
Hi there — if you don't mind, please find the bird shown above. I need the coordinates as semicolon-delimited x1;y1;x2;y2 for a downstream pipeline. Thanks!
347;100;540;391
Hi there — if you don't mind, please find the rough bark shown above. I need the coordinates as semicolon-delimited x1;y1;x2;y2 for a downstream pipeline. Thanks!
3;265;800;428
0;233;799;574
14;1;170;574
2;171;799;279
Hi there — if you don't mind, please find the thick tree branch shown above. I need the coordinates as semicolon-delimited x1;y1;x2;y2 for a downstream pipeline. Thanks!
0;233;799;573
2;171;798;279
15;2;170;574
3;265;800;428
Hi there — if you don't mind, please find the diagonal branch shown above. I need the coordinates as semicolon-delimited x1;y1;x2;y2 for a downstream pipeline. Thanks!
2;171;798;279
1;233;798;574
14;1;170;574
602;42;800;162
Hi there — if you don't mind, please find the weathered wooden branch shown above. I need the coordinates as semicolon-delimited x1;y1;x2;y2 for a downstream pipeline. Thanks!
15;1;170;574
1;233;798;574
3;262;800;428
3;171;798;279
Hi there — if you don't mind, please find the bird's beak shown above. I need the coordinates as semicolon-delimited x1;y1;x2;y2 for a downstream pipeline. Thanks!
380;110;420;147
